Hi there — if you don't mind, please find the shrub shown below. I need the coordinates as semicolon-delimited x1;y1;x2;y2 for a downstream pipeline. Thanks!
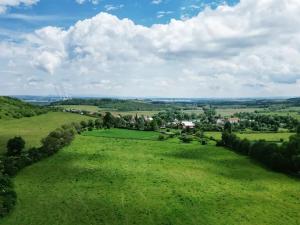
180;134;193;143
158;134;166;141
0;175;16;217
6;137;25;156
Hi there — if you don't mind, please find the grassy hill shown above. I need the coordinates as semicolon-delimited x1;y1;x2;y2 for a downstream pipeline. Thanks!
0;112;90;154
1;130;299;225
0;96;48;120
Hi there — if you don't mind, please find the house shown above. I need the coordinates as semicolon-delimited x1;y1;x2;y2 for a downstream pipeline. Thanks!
181;121;195;129
227;118;240;124
216;118;225;126
144;116;153;122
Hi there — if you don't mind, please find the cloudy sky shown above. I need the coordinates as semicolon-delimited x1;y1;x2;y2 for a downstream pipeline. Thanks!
0;0;300;98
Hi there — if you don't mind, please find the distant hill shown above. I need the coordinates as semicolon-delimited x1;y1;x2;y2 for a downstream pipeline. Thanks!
0;96;48;120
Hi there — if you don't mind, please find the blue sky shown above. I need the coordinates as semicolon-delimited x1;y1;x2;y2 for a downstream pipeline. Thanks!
0;0;299;98
0;0;239;32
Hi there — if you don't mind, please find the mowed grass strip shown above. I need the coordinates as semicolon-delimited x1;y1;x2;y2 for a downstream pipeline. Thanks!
83;128;159;140
1;135;299;225
205;132;294;142
0;112;90;153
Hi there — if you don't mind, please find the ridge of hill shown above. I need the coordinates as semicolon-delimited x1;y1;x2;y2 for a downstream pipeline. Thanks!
0;96;48;120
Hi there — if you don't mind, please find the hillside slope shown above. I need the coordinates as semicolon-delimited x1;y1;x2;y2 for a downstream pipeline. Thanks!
0;96;48;120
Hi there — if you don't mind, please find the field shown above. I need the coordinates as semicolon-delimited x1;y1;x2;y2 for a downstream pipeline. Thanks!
57;105;102;112
56;105;161;116
83;129;159;140
216;107;261;117
205;132;294;142
0;112;90;153
1;129;299;225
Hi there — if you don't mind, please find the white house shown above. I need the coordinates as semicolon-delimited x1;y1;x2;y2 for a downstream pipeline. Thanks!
181;121;195;129
216;118;225;125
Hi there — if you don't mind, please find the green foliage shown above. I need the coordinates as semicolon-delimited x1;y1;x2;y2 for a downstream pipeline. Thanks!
6;137;25;156
0;175;16;217
0;96;48;120
179;134;193;143
221;130;300;174
158;134;166;141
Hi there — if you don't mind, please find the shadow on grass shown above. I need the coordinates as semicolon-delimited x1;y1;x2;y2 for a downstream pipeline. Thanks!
161;146;297;182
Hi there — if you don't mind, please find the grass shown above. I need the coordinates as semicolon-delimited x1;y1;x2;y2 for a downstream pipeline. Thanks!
216;107;261;117
56;105;102;112
1;132;299;225
83;129;160;140
0;112;90;153
205;132;294;142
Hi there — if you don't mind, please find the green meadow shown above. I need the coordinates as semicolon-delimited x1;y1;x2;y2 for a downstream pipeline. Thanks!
0;112;90;153
83;128;159;140
205;132;294;142
1;129;299;225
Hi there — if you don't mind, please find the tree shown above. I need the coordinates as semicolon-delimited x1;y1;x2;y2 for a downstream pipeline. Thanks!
103;112;115;128
95;119;103;129
224;121;232;133
297;124;300;134
88;119;94;129
6;137;25;156
80;120;88;128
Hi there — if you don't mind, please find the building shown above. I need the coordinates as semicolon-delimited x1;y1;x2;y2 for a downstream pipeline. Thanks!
216;118;225;126
181;121;195;129
227;118;240;124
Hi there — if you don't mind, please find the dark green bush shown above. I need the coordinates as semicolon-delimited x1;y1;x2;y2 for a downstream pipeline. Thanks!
6;137;25;156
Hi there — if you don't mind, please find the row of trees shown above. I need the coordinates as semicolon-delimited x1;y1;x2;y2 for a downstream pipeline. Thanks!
219;123;300;174
82;112;160;131
234;112;299;132
0;120;92;217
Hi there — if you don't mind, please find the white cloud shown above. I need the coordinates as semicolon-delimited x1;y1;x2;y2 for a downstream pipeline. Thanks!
75;0;99;5
1;0;300;97
0;0;39;14
152;0;163;5
104;4;124;12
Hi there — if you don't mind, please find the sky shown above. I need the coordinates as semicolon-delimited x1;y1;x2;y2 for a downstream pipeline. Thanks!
0;0;300;98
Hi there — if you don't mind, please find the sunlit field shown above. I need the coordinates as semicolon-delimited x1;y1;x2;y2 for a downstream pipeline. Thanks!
1;130;299;225
0;112;89;153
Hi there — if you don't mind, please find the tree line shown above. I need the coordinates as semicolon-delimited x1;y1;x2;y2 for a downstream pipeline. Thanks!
0;120;92;217
219;122;300;175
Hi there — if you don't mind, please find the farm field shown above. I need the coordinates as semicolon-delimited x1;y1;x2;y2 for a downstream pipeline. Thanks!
1;131;299;225
56;105;161;116
57;105;102;112
0;112;90;153
83;129;159;140
205;132;294;142
216;107;261;116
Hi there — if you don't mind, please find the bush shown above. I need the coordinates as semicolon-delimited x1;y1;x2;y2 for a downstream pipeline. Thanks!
6;137;25;156
158;134;166;141
0;175;16;217
180;134;193;143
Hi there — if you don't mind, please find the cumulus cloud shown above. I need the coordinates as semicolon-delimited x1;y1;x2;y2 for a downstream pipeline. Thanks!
1;0;300;97
0;0;39;14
